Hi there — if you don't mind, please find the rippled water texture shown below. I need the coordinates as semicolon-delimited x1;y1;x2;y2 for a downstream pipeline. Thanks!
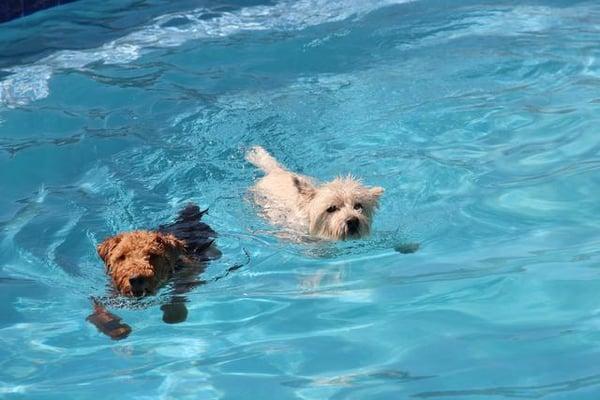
2;0;600;398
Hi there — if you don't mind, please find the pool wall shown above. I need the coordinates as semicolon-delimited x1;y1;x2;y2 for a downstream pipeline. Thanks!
0;0;77;23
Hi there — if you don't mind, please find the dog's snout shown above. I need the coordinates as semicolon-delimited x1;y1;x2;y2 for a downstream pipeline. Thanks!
347;217;360;234
129;276;147;297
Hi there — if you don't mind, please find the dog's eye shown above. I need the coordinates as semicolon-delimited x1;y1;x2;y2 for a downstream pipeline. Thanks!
116;254;126;262
354;203;363;210
326;206;338;213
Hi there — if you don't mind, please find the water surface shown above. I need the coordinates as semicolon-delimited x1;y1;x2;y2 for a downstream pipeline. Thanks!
1;0;600;398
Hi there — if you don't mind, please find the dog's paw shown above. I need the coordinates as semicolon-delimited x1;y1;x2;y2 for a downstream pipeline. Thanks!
394;242;420;254
106;322;132;340
161;302;188;324
87;306;132;340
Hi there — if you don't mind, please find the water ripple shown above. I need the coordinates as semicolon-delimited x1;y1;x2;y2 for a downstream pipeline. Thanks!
414;374;600;398
1;0;600;398
0;0;413;108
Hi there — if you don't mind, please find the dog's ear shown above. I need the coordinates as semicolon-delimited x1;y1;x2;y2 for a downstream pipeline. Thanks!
97;234;122;263
367;186;384;204
293;176;316;200
156;234;186;252
368;186;384;198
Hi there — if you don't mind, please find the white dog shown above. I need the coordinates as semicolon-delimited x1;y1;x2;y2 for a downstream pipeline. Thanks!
246;146;384;240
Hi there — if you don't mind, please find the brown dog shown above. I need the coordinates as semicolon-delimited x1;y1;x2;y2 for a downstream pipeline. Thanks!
87;204;219;340
97;230;187;297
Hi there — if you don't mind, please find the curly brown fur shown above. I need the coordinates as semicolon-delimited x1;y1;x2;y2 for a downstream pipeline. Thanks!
97;230;187;297
88;204;218;339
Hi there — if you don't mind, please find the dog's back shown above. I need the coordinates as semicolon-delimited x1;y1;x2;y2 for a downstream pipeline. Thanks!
158;204;220;260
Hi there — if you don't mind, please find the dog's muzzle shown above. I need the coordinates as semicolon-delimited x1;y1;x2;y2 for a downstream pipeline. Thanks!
129;276;150;297
346;217;360;235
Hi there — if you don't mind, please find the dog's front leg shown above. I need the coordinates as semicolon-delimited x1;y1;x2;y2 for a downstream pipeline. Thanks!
160;295;188;324
87;299;132;340
160;256;204;324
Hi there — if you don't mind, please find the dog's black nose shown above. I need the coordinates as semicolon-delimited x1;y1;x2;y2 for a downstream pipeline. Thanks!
129;277;147;297
347;217;360;234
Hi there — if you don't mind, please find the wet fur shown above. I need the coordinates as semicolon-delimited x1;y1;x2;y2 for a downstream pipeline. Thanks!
246;146;384;240
88;204;219;340
97;231;186;297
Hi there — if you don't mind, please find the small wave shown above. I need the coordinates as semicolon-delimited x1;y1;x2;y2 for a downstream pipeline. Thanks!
0;0;412;108
0;65;51;107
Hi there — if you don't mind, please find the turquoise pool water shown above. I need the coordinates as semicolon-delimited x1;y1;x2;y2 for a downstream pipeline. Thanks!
2;0;600;398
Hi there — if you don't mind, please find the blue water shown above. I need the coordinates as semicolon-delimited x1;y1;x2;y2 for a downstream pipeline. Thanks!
1;0;600;398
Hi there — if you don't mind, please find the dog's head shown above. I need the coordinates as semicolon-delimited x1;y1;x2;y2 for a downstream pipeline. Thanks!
294;175;384;240
97;231;186;297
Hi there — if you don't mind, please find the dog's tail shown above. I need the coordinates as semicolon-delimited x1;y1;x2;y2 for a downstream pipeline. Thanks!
245;146;283;173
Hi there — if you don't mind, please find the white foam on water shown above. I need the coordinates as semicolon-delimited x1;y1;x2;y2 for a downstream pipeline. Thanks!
0;0;413;108
0;385;29;394
0;65;52;107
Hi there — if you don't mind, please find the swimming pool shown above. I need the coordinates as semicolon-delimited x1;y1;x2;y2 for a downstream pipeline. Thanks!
1;0;600;398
